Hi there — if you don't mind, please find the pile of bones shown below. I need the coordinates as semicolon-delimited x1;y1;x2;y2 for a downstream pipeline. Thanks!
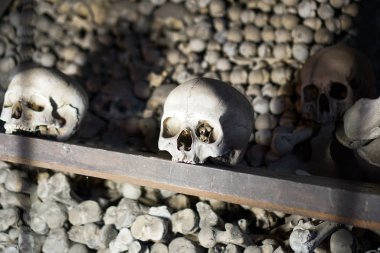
0;0;379;252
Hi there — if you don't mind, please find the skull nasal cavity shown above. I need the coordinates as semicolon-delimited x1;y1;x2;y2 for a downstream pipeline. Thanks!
319;94;329;114
177;129;192;151
12;102;22;119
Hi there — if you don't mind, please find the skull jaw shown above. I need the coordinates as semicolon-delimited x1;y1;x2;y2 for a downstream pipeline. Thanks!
3;122;61;139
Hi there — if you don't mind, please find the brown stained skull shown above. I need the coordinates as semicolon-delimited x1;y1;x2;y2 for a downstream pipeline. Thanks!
298;45;376;123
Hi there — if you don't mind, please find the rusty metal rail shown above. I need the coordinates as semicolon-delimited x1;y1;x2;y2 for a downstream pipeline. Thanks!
0;133;379;230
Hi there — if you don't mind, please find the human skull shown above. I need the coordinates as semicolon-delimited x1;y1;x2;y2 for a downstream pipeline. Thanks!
158;77;254;165
0;67;88;140
299;45;376;123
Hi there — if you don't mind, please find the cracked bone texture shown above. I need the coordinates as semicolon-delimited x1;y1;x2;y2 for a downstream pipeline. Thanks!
0;0;379;252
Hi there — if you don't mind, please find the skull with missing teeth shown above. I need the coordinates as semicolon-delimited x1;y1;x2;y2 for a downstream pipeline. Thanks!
158;78;254;165
0;67;88;140
299;45;375;123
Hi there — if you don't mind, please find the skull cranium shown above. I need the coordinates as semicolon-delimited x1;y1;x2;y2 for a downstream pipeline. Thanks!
0;66;88;140
298;45;376;123
158;77;254;165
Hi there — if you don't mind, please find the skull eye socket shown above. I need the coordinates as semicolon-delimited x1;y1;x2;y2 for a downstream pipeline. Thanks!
303;84;319;102
27;95;46;112
329;82;348;100
196;121;217;144
162;117;182;138
26;102;44;112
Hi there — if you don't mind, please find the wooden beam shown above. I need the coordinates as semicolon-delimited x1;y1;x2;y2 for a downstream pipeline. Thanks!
0;133;380;229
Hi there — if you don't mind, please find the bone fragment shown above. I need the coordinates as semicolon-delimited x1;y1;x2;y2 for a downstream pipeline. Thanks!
3;246;19;253
131;214;168;242
151;242;169;253
69;200;103;225
171;208;200;235
209;244;243;253
103;206;117;225
196;202;222;228
0;207;19;231
18;226;44;253
271;127;313;156
0;191;31;210
109;228;134;253
198;223;252;248
243;246;262;253
343;97;380;142
115;198;147;229
168;237;204;253
37;173;75;205
289;221;340;253
68;244;90;253
5;170;29;193
253;96;269;114
42;228;69;253
166;194;190;211
329;229;356;253
116;182;142;200
250;207;279;230
68;224;117;250
129;240;149;253
30;200;67;234
149;205;172;219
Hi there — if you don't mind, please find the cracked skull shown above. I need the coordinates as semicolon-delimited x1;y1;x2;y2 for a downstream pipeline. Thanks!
158;77;254;165
299;45;376;123
0;67;88;140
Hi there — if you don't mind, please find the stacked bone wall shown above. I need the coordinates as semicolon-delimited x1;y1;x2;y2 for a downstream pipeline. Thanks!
0;0;367;167
0;1;380;252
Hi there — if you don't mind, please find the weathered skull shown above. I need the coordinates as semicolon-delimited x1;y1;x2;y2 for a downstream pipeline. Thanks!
158;77;254;165
299;45;376;123
0;67;88;140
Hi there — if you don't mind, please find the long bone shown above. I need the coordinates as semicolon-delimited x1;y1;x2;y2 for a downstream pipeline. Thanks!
289;221;340;253
198;223;253;248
